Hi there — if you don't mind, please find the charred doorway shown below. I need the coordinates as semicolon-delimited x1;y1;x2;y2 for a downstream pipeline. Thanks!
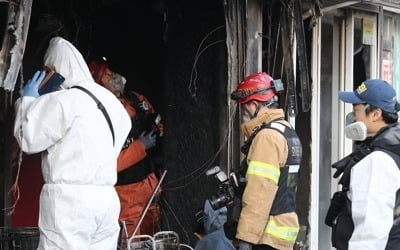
2;0;229;247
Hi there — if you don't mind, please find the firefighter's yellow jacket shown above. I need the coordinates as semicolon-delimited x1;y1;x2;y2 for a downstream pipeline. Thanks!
236;108;299;250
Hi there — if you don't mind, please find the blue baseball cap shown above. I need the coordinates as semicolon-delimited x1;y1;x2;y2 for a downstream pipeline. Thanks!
338;79;398;113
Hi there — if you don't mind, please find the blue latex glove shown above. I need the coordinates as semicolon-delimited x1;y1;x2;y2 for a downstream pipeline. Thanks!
23;70;46;98
139;131;157;150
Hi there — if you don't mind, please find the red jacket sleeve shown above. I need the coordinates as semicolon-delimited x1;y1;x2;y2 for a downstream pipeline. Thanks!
117;140;147;172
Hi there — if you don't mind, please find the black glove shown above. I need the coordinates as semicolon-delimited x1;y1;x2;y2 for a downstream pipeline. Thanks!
325;191;346;227
139;131;156;150
236;240;252;250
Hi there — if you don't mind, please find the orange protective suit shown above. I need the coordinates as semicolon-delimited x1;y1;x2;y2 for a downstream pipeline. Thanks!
115;91;162;237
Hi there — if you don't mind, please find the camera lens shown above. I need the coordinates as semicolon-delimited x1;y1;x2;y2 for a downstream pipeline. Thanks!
210;195;228;210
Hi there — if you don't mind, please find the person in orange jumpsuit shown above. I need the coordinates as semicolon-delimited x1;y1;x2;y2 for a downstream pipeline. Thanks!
88;60;163;237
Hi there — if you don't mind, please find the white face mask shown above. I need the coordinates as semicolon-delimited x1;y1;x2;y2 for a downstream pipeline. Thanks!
242;104;255;121
345;121;367;141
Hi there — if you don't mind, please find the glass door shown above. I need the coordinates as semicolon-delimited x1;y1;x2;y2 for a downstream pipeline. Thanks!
381;12;400;98
312;8;379;250
318;12;345;250
353;11;378;86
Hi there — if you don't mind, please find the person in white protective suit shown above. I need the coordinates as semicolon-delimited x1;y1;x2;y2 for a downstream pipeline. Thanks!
14;36;131;250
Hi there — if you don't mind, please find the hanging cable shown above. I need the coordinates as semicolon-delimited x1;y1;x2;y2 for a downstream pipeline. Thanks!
160;195;191;244
164;103;237;190
188;25;225;97
3;67;25;215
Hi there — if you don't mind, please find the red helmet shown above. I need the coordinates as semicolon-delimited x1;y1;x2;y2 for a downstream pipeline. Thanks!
231;72;277;104
88;60;108;84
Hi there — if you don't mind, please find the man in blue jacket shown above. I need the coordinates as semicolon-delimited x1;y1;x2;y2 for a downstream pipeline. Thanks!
193;200;235;250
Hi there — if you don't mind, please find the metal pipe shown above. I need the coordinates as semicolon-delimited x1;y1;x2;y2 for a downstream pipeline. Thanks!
130;170;167;238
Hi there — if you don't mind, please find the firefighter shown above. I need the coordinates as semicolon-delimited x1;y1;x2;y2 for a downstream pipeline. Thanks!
88;61;162;237
230;72;302;250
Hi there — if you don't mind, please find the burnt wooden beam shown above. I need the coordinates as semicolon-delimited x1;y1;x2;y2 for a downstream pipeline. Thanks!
280;2;298;117
245;0;263;75
0;0;33;93
295;0;311;112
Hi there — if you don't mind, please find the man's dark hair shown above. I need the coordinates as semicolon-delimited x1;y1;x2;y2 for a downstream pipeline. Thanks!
365;105;398;124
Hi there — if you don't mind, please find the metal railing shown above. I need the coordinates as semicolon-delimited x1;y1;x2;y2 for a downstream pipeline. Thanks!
0;227;39;250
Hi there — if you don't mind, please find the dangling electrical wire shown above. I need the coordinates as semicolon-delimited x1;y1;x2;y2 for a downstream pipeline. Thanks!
188;25;225;97
160;195;191;244
4;67;26;215
163;103;237;190
271;15;281;77
159;197;170;230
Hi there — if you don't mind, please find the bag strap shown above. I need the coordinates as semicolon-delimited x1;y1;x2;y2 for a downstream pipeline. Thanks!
71;86;115;146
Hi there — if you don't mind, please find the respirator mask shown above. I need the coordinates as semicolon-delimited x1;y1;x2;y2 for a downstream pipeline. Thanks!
345;121;367;141
242;108;254;122
344;104;369;141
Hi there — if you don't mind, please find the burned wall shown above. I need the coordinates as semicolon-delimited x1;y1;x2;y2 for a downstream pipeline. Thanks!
160;1;228;245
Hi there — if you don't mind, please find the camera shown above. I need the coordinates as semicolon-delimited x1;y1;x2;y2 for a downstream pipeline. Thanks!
206;166;238;210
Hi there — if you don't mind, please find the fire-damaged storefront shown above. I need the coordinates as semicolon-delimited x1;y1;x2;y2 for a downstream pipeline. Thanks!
1;0;400;249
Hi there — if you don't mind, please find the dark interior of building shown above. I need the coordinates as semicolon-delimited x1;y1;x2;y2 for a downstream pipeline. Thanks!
1;0;229;246
24;0;167;108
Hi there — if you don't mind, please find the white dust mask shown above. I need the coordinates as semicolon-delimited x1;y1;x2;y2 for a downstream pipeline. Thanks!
345;121;367;141
242;106;255;121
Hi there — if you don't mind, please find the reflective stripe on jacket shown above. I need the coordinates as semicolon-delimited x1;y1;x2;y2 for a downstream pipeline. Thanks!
264;218;299;242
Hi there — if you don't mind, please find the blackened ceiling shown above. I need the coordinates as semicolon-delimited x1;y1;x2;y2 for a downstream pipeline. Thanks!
24;0;167;109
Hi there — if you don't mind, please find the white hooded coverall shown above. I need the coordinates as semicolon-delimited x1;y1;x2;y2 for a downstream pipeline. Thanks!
14;37;131;250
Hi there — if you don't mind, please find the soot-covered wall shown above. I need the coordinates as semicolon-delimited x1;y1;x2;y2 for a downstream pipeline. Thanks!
157;1;228;245
11;0;228;245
